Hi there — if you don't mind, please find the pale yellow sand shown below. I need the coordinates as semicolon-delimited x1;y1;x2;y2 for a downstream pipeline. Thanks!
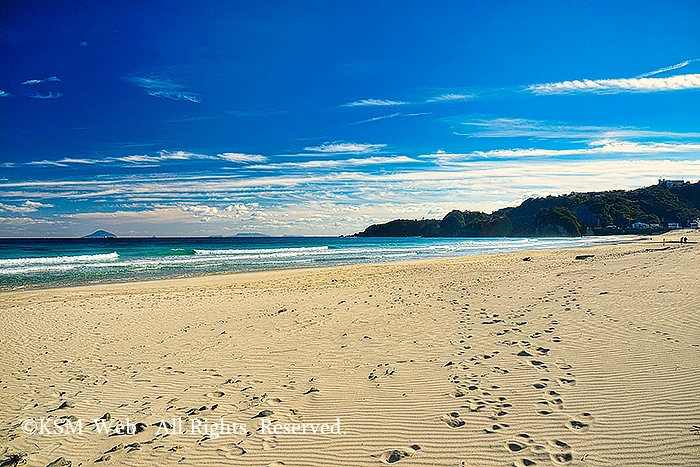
1;234;699;466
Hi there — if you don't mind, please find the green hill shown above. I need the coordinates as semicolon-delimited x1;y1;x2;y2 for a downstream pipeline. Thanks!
354;180;700;237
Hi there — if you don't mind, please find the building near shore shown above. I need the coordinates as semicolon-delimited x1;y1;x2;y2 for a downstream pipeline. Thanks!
632;222;650;230
658;178;686;188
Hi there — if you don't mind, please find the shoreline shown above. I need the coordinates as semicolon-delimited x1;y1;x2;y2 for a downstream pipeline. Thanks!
0;234;646;294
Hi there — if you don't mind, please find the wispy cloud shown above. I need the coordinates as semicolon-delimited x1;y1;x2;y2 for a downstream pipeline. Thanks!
114;150;212;165
636;59;698;78
342;98;408;107
426;93;474;102
26;160;68;167
57;158;103;164
347;112;430;126
456;117;700;140
126;75;201;103
348;112;402;125
343;94;474;108
16;150;268;168
22;76;60;85
422;140;700;164
149;91;201;103
304;141;387;154
248;155;418;170
127;76;181;91
0;90;10;97
0;200;53;213
527;73;700;95
224;110;289;117
218;153;267;163
28;92;62;99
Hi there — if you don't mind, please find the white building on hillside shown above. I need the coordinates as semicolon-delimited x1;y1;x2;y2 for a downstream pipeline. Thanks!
658;178;685;188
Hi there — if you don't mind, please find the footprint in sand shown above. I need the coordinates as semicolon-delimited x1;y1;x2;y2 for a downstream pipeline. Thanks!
484;423;509;434
441;412;466;428
218;444;246;458
530;360;548;371
532;378;549;389
536;391;564;414
262;438;279;450
556;377;576;388
565;412;594;433
205;391;225;398
547;440;573;465
513;459;537;467
505;439;528;453
372;445;420;464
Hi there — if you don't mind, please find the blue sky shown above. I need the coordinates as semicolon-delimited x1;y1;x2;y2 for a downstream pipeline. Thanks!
1;1;700;236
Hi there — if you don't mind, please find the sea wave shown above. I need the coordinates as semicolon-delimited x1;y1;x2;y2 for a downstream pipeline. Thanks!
0;252;119;268
194;246;330;255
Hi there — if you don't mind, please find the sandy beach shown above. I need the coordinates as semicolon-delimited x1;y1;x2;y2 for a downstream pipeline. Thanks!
1;235;699;467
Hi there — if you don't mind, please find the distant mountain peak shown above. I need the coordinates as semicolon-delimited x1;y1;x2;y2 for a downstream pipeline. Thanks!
82;230;117;238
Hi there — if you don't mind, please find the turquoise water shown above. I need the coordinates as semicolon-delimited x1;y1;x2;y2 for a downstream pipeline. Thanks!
0;236;623;290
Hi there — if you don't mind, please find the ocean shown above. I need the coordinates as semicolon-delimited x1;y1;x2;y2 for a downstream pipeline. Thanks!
0;236;625;291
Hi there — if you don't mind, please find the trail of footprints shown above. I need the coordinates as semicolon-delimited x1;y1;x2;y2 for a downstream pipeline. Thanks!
443;283;594;465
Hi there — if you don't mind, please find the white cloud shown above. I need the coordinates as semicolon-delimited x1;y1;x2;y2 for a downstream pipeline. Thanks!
456;117;700;140
26;160;69;167
0;200;53;213
115;150;213;165
427;93;474;102
422;140;700;163
249;156;418;170
527;73;700;95
342;98;408;107
21;150;268;168
4;156;700;236
636;59;697;78
0;216;56;225
58;158;102;164
304;141;387;154
0;90;10;97
22;76;60;85
218;153;267;163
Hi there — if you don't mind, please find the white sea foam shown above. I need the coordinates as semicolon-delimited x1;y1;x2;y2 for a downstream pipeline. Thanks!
194;246;330;255
0;252;119;268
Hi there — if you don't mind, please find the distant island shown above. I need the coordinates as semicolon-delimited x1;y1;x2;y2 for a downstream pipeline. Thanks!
82;230;117;239
354;179;700;237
